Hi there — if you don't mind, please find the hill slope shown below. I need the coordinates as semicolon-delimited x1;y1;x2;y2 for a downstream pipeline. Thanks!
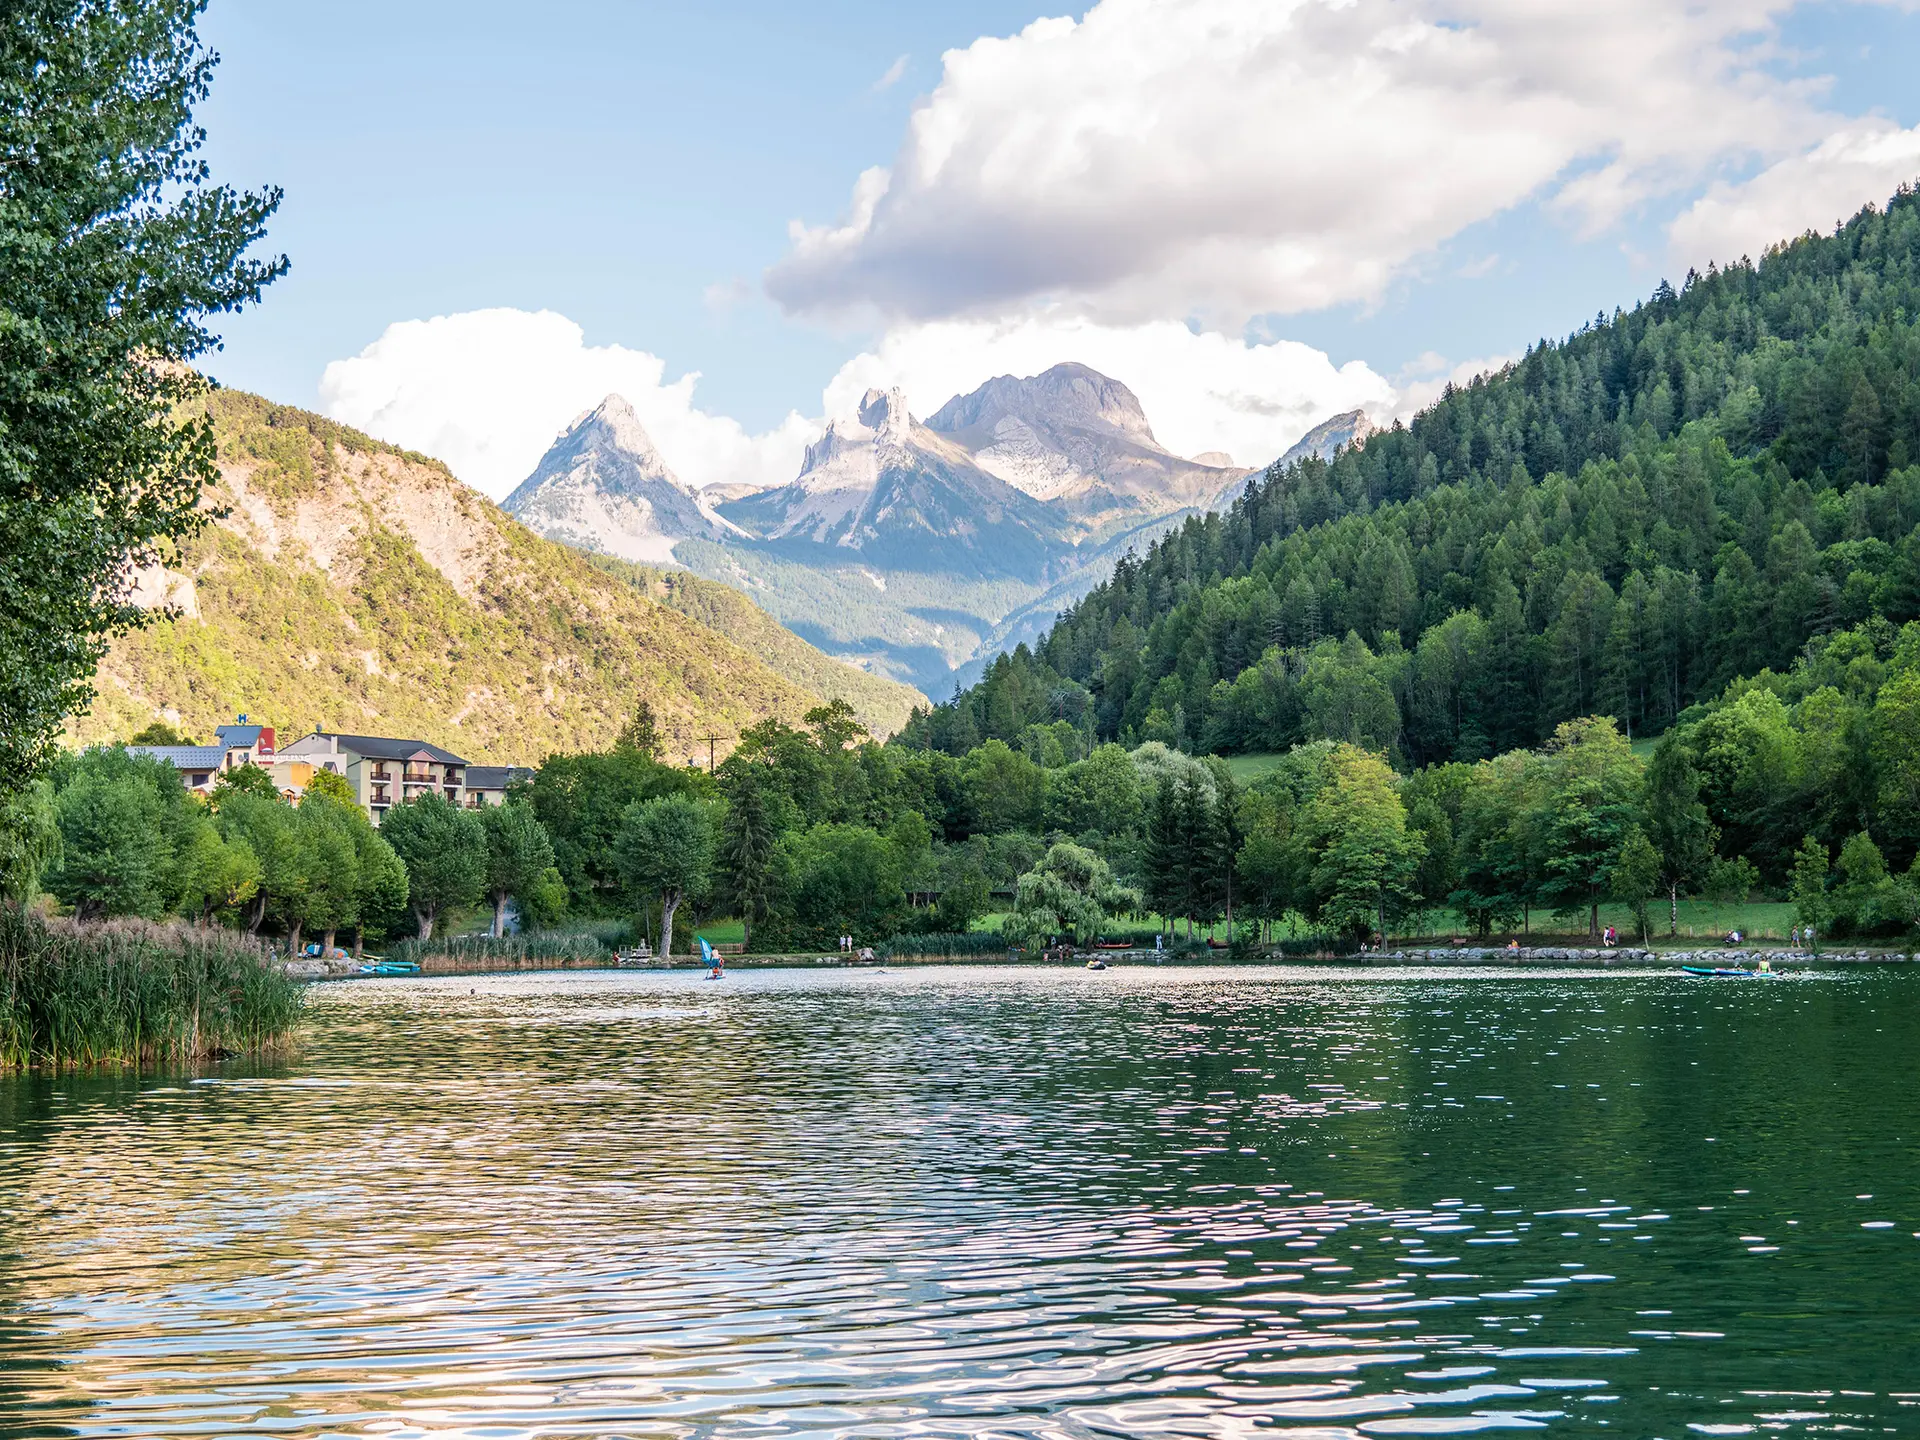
80;392;923;761
920;188;1920;764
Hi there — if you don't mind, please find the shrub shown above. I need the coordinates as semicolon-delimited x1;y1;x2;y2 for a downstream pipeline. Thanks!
0;908;303;1069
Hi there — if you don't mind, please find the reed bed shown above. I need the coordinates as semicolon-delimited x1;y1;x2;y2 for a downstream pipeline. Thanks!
382;929;613;968
877;931;1014;960
0;908;303;1070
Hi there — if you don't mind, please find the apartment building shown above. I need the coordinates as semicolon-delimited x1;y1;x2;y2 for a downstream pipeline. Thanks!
126;715;277;794
274;730;528;823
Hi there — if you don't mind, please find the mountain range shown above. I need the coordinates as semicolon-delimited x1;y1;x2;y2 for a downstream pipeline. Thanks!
502;363;1296;692
80;391;924;761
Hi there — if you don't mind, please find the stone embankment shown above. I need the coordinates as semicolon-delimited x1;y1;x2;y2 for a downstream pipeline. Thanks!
1358;946;1902;967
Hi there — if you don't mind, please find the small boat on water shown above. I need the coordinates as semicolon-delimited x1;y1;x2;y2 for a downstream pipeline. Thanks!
1682;965;1780;978
358;959;421;976
1085;958;1109;971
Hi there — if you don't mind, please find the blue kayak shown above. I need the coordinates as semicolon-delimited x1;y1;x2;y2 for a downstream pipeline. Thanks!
1682;965;1778;978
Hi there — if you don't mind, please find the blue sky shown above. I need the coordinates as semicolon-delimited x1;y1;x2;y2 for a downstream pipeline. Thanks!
196;1;1920;498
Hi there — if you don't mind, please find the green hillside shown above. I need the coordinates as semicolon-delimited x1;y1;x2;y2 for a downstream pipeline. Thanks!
78;392;922;762
583;552;923;733
922;188;1920;767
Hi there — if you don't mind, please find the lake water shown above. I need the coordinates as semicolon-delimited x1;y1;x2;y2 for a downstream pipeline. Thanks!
1;965;1917;1438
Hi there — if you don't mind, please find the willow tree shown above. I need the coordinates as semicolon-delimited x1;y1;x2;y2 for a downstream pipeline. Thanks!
0;1;284;803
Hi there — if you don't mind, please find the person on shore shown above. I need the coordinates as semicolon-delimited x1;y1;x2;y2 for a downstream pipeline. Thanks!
1507;938;1520;951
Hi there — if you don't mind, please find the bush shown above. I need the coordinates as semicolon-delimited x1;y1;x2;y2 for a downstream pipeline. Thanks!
0;907;303;1069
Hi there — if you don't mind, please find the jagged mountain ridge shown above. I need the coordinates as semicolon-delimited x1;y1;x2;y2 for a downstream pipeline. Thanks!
504;363;1364;692
718;388;1070;578
502;395;735;566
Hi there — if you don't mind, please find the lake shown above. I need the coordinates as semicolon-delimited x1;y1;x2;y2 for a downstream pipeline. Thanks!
1;965;1916;1438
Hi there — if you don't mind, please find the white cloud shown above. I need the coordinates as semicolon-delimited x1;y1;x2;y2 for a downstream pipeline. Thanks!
767;0;1834;327
825;313;1397;468
873;54;909;92
317;309;816;499
1668;121;1920;271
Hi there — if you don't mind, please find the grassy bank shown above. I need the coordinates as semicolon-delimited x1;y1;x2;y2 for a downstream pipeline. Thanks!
0;908;303;1070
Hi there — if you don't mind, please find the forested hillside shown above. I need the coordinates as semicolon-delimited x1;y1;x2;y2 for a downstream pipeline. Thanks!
79;392;917;760
922;190;1920;769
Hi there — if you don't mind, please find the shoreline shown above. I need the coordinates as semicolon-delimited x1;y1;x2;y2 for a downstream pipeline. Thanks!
286;944;1913;981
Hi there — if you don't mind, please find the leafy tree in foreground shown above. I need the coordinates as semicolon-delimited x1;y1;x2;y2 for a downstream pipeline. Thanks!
1789;837;1832;952
1610;826;1662;944
0;782;60;904
1300;744;1424;942
210;763;281;808
0;0;283;804
481;800;557;938
177;823;260;924
1534;717;1642;938
379;793;486;941
615;795;715;959
1643;736;1717;935
1004;842;1139;949
718;776;775;952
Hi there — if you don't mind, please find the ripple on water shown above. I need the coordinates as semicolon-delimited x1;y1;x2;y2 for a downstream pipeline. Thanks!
0;964;1915;1438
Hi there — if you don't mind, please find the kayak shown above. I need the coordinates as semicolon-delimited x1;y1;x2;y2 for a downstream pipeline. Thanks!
1681;965;1779;978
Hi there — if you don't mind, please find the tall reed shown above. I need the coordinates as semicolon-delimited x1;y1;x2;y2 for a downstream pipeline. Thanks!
382;929;612;968
0;908;304;1070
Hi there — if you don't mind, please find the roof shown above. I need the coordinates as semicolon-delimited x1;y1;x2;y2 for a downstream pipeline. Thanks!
127;745;227;770
215;723;267;747
300;732;470;766
464;765;534;790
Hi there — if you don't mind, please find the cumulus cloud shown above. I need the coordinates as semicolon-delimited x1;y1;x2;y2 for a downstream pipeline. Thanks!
1668;121;1920;271
767;0;1833;327
824;314;1397;467
318;309;816;499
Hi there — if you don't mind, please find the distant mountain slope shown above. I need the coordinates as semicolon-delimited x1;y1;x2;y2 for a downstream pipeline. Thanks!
581;552;924;734
503;395;734;565
1275;409;1376;468
720;388;1069;577
80;392;920;760
926;362;1250;538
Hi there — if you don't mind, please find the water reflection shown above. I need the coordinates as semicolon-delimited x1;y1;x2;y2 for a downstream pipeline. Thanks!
0;966;1916;1437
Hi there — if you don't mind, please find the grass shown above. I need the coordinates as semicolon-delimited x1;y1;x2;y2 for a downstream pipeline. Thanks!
0;908;303;1070
966;899;1804;949
1222;753;1289;782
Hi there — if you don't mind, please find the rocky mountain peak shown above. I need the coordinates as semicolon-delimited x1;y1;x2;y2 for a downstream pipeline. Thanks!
926;361;1156;448
560;391;668;464
857;386;912;436
503;392;729;566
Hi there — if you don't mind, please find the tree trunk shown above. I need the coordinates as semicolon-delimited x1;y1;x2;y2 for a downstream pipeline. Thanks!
742;915;751;954
323;928;336;955
287;919;303;955
660;892;680;960
493;889;507;939
1590;900;1599;939
415;904;435;942
1669;882;1679;936
354;925;364;960
248;895;266;934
